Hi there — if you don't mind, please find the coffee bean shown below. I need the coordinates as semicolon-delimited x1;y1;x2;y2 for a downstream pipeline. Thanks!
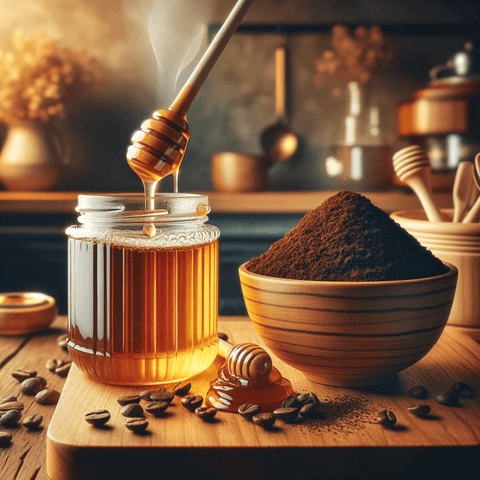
57;334;68;350
252;412;276;429
35;389;60;405
0;396;17;405
21;377;44;396
299;403;322;419
281;395;299;409
217;332;229;341
23;414;43;430
150;387;174;403
451;382;473;398
46;359;63;371
408;385;428;399
116;395;141;406
377;410;397;428
0;401;24;412
125;417;148;433
435;391;459;407
11;370;37;382
139;390;153;401
195;407;217;421
181;395;203;412
85;410;110;427
173;382;191;397
0;409;21;427
37;376;47;387
273;407;299;423
407;404;431;417
297;392;320;406
0;432;13;447
55;363;71;378
121;404;144;417
145;401;169;416
238;403;261;420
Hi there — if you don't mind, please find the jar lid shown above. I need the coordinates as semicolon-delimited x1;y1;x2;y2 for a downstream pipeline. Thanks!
0;292;57;336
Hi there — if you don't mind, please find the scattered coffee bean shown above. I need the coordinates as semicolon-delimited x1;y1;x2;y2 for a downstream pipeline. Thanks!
0;432;13;448
125;417;148;433
20;377;44;396
116;395;141;406
23;414;43;430
11;370;37;382
273;407;299;423
451;382;473;398
195;406;217;421
252;412;276;429
55;363;71;378
145;401;169;416
84;410;111;427
121;404;144;417
299;403;323;419
0;409;21;427
238;403;261;420
297;392;320;406
281;395;299;409
57;334;68;350
37;376;47;387
217;332;229;341
0;401;24;412
35;389;60;405
46;359;63;371
435;391;459;407
150;387;175;404
408;385;428;399
181;395;203;412
377;410;397;428
407;404;431;417
173;382;191;396
0;396;17;405
139;390;153;401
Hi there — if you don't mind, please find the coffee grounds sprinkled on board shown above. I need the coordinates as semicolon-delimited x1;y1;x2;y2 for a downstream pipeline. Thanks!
246;191;447;282
297;394;385;436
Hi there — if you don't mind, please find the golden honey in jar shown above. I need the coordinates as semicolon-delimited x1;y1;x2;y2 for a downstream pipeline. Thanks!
65;193;219;385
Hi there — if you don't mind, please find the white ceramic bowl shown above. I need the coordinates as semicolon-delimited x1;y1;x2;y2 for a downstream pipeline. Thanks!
391;208;480;342
239;262;457;387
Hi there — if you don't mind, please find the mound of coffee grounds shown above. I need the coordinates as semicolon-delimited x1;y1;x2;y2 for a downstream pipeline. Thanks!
246;191;447;282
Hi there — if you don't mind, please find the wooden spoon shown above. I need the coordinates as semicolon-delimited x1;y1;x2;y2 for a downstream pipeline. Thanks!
453;161;477;222
393;146;444;222
218;338;273;380
462;153;480;223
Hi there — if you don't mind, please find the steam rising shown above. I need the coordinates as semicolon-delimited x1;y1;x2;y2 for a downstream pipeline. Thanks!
146;0;212;106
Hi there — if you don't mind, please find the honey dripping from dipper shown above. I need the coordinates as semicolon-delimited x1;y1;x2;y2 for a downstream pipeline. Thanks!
205;340;294;412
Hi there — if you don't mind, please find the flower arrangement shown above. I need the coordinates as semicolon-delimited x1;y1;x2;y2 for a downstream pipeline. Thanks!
314;25;392;94
0;30;101;124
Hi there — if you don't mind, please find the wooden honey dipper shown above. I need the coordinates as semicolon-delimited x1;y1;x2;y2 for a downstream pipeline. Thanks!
393;145;445;222
218;337;273;380
127;0;255;184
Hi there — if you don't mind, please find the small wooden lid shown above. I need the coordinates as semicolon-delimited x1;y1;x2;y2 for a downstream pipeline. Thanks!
0;292;58;335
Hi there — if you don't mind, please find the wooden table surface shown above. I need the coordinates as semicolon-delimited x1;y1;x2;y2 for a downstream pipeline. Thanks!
1;316;479;480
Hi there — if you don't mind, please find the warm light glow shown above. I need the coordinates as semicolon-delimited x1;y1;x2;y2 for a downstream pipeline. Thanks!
446;134;461;169
326;156;343;177
351;146;363;180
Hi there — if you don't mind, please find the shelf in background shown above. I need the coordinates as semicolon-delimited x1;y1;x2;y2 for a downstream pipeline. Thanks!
0;190;453;214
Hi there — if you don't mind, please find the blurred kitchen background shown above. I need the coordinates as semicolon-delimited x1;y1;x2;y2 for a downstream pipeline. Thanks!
0;0;478;315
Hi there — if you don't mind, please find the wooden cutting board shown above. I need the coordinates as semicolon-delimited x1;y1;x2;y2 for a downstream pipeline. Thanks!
46;318;480;480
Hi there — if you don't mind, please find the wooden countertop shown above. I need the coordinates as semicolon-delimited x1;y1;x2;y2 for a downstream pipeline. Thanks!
1;316;478;480
0;190;453;214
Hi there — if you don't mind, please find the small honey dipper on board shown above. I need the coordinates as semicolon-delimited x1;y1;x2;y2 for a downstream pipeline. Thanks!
127;0;255;192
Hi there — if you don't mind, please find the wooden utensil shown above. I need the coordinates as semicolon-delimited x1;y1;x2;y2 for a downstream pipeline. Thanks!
392;145;444;222
260;45;298;163
453;161;477;222
462;153;480;223
126;0;255;183
217;337;273;380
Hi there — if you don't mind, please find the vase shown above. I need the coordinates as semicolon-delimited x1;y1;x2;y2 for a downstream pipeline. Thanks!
0;122;68;191
324;81;394;191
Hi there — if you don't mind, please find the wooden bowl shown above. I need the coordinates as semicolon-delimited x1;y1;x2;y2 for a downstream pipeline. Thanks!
239;262;458;387
0;292;57;335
